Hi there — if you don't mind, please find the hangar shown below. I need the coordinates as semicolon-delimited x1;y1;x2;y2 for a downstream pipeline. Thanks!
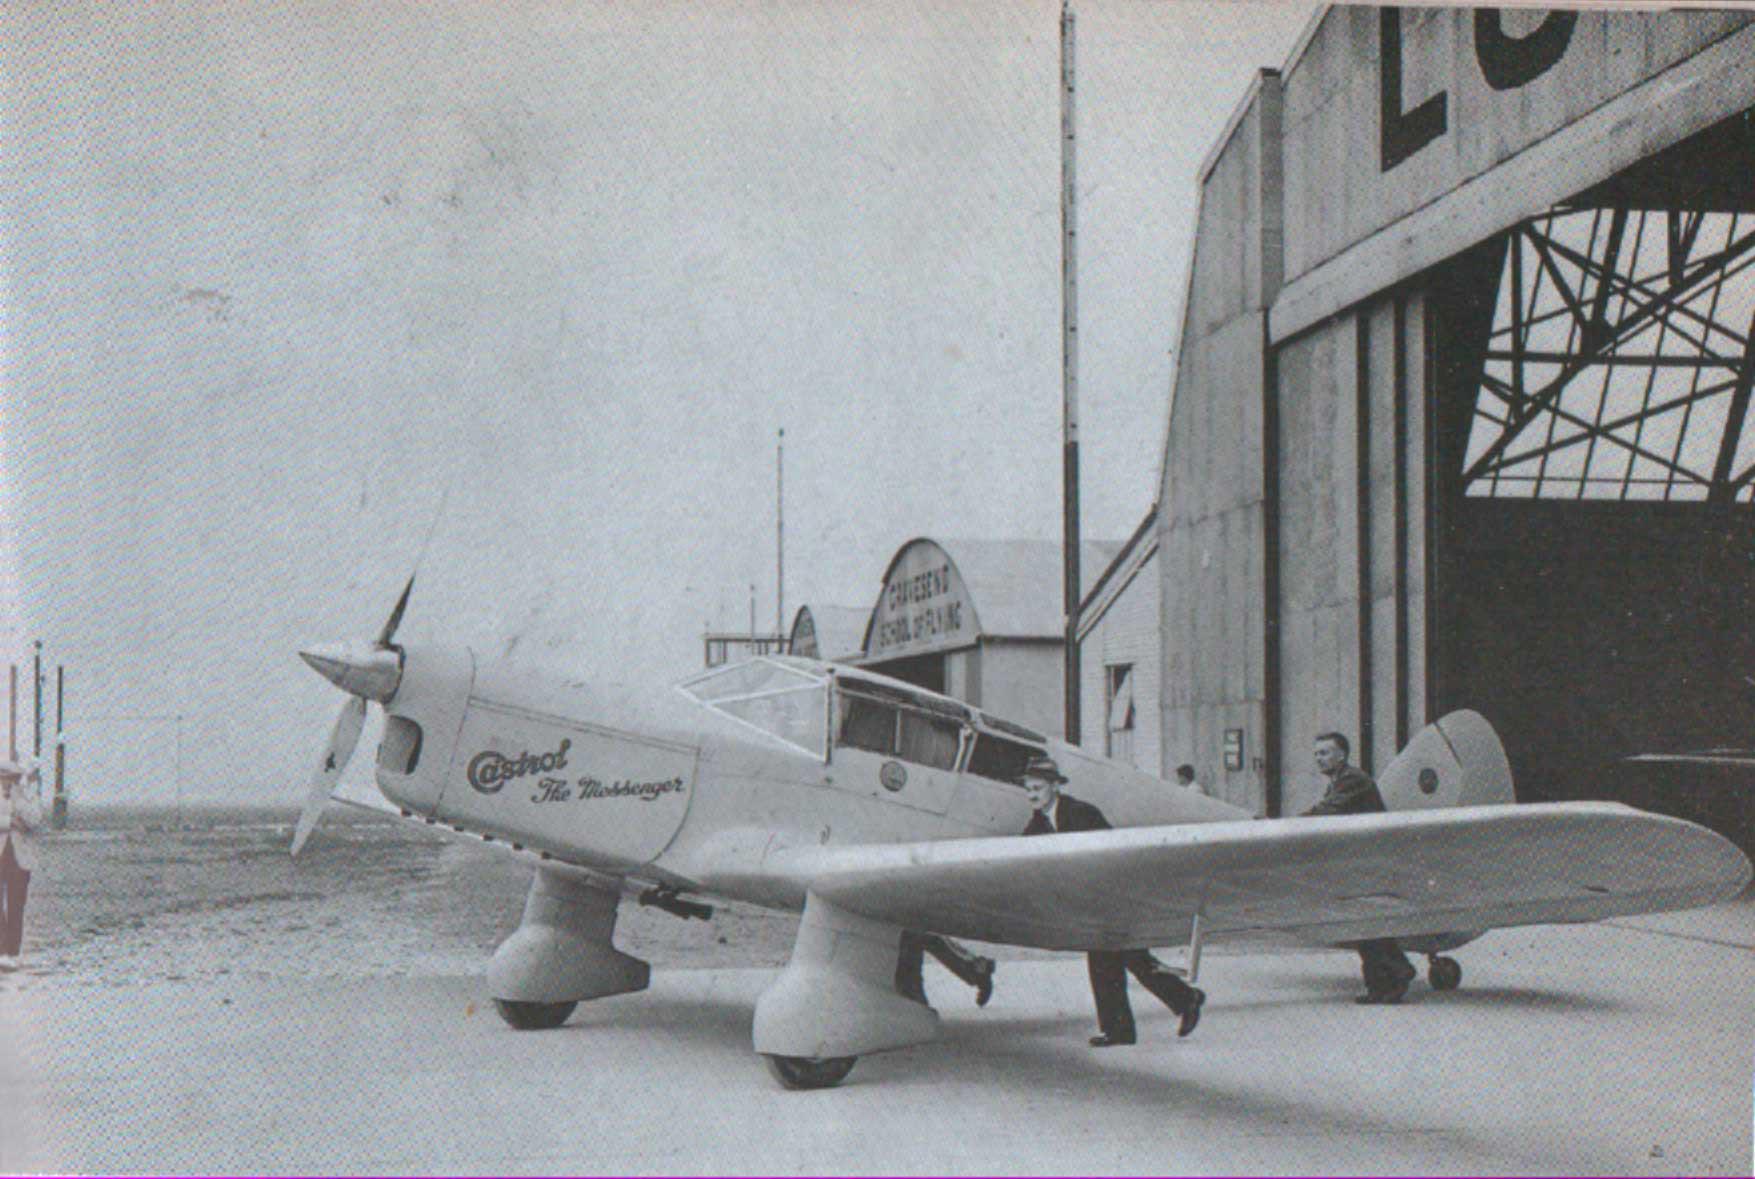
1156;5;1755;848
852;537;1117;739
785;603;869;664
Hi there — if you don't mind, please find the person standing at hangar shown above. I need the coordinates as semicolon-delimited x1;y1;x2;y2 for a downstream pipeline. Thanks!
0;758;38;959
1020;754;1204;1046
1301;731;1417;1004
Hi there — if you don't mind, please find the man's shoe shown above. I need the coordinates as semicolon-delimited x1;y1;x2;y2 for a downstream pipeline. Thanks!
1177;987;1205;1038
974;959;995;1008
1089;1033;1135;1047
1354;989;1405;1005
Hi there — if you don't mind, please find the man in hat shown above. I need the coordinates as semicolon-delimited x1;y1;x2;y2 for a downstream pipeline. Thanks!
1020;753;1204;1046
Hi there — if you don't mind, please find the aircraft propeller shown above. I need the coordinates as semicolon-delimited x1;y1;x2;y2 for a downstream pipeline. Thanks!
291;574;413;856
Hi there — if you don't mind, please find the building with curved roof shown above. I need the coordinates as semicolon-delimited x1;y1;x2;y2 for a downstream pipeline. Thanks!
785;604;870;664
853;536;1119;739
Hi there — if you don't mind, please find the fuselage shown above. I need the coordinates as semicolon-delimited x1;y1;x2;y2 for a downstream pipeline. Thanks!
370;648;1248;911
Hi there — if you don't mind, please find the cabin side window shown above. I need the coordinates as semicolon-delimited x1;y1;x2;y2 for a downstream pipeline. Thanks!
835;692;962;772
965;731;1038;785
837;694;899;755
897;710;961;771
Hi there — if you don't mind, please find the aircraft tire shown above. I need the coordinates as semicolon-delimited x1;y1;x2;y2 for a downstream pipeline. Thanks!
493;998;578;1030
763;1053;857;1090
1428;956;1462;992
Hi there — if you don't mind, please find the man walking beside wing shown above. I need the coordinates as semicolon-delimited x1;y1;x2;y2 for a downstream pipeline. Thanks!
1020;754;1205;1046
1301;731;1417;1004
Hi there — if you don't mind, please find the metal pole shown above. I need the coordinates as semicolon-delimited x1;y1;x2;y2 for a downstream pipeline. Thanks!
50;661;66;828
32;640;41;758
1187;911;1205;983
776;428;785;642
1060;0;1082;745
8;664;15;763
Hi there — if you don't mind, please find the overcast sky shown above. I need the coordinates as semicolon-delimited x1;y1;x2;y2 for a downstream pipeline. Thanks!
1;0;1316;806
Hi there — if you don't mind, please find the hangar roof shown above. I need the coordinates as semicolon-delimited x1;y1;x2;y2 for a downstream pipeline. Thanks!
786;604;870;663
865;537;1122;655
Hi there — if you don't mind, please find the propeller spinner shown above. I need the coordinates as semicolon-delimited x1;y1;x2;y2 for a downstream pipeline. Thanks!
292;575;412;856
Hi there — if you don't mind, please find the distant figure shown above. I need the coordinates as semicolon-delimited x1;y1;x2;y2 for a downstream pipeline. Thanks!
1020;753;1204;1046
1301;731;1415;1004
0;761;37;958
895;932;995;1008
1174;763;1201;793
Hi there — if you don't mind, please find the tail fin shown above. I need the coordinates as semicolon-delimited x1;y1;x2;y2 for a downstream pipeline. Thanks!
1378;710;1514;812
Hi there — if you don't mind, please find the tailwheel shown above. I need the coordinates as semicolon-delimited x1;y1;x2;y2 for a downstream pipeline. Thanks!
493;998;578;1030
763;1053;858;1090
1428;955;1462;992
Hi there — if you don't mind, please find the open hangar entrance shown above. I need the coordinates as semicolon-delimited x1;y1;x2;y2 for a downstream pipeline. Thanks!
1162;7;1755;851
1425;110;1755;851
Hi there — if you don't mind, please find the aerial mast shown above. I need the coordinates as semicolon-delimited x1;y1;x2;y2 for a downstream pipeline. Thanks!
776;428;785;643
32;639;42;759
1060;0;1082;744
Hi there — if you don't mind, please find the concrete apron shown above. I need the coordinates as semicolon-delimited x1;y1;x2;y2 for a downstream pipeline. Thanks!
1;900;1750;1176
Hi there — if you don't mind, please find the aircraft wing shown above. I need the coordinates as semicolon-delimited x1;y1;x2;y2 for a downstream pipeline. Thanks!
761;802;1751;951
1627;750;1755;769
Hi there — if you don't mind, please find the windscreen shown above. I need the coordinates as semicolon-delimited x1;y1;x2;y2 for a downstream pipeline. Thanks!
680;659;828;758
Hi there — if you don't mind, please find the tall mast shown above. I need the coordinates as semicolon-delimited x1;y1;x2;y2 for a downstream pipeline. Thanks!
1060;0;1082;744
32;639;42;758
776;428;785;641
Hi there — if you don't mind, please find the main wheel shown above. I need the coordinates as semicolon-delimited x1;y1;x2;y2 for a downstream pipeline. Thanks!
1428;956;1462;992
493;998;578;1030
763;1053;857;1090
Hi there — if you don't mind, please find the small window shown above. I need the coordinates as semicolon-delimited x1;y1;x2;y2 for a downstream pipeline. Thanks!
1105;664;1135;761
966;732;1038;785
898;710;961;771
835;692;963;771
838;694;899;755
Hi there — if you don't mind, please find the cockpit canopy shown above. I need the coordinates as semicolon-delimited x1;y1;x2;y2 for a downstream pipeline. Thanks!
679;656;1047;783
679;656;829;757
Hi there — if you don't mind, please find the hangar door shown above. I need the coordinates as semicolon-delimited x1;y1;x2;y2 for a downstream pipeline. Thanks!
1274;293;1434;812
1425;112;1755;854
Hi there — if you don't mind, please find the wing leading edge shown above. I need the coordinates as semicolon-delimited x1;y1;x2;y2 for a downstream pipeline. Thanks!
764;802;1751;951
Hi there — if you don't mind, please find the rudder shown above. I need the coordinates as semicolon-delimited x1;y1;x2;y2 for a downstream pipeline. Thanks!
1377;710;1515;812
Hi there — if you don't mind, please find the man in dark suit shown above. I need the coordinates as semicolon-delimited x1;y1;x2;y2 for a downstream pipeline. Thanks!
1020;754;1205;1047
1302;731;1417;1004
894;931;995;1007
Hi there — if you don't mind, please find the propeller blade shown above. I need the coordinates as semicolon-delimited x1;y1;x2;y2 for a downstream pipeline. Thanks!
375;573;415;648
292;694;368;857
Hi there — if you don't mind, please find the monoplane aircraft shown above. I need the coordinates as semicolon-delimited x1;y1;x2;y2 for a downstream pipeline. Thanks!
294;581;1752;1088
